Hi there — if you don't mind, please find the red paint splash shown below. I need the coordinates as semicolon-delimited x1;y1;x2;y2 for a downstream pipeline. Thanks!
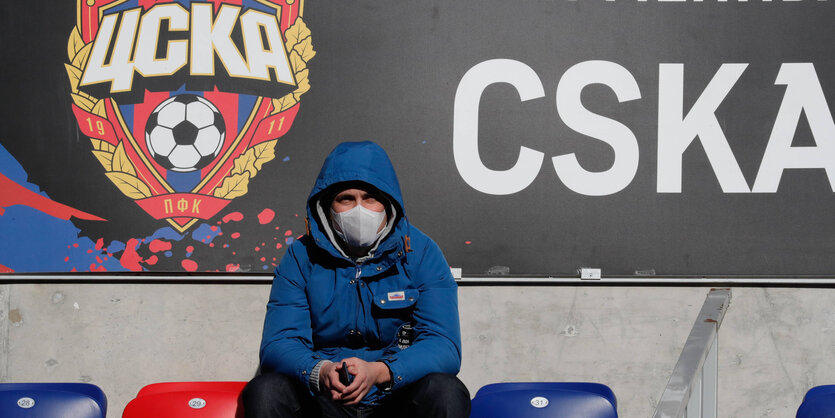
149;239;172;253
226;264;240;272
284;230;293;236
465;241;472;245
95;238;104;250
120;238;143;272
258;208;275;224
231;232;241;239
145;255;158;265
89;264;107;272
186;245;194;253
182;259;198;272
0;173;106;221
0;264;13;273
222;212;244;223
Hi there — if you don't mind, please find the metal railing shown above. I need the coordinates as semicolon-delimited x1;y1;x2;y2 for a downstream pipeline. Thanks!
5;274;835;285
653;288;731;418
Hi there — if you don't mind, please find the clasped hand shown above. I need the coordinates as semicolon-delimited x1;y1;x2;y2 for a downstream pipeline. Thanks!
320;358;391;405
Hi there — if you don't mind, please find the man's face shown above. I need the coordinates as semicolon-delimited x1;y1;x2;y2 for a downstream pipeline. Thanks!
331;188;385;214
330;188;387;235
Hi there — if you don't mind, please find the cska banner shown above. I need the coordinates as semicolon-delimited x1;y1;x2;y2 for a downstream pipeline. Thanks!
65;0;313;233
2;1;835;277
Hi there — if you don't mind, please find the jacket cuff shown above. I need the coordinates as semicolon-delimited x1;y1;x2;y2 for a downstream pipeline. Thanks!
309;360;332;393
375;361;394;392
380;357;406;390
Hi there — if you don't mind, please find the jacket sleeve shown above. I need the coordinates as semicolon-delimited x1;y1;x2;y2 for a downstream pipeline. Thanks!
379;237;462;390
259;241;322;390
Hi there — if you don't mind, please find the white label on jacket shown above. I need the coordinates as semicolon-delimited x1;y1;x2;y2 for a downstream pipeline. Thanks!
387;291;405;301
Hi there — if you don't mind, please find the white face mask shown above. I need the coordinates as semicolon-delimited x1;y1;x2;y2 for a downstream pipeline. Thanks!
330;205;387;248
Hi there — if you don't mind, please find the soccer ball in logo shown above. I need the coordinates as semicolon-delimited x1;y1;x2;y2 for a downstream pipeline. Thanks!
145;94;226;172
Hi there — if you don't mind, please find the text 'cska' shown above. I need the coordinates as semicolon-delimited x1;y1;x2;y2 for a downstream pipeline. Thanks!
80;3;295;94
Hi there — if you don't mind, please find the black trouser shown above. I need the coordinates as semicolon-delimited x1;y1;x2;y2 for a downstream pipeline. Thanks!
242;372;471;418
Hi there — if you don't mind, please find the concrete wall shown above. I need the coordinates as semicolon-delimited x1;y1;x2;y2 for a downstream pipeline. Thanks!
1;283;832;417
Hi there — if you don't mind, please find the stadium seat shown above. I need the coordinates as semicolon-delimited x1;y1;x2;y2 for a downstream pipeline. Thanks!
470;382;617;418
0;382;106;418
122;381;246;418
797;385;835;418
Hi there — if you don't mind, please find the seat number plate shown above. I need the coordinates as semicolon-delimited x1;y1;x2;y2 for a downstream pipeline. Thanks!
188;398;207;409
17;397;36;408
530;396;549;408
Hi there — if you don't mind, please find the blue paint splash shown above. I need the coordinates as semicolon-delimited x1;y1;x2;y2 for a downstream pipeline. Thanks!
0;143;127;272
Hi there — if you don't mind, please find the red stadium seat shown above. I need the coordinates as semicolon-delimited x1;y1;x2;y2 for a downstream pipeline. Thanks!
122;382;246;418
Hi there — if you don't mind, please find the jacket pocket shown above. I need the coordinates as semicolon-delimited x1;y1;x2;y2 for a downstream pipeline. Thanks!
372;288;419;310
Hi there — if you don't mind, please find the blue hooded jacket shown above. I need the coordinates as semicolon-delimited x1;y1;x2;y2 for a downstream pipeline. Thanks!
259;141;462;404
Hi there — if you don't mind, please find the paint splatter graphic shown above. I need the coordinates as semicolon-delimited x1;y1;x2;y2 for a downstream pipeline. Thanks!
0;143;301;273
48;208;300;273
258;208;275;224
182;259;198;272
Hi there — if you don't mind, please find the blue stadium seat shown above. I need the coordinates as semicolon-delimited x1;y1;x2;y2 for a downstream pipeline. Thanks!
797;385;835;418
0;382;106;418
470;382;617;418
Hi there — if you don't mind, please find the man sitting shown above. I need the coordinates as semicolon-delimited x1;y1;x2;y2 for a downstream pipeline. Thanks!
243;141;470;417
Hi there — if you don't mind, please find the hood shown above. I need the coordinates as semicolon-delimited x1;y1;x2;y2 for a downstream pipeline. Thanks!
306;141;406;260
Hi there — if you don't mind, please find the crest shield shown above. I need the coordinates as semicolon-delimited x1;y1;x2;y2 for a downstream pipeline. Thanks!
66;0;314;232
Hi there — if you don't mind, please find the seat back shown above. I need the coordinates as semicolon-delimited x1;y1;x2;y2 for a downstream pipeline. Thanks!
0;383;107;418
122;381;246;418
797;385;835;418
470;382;617;418
135;382;247;398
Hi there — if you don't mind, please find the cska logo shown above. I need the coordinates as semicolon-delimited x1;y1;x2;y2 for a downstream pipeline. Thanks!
65;0;314;232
